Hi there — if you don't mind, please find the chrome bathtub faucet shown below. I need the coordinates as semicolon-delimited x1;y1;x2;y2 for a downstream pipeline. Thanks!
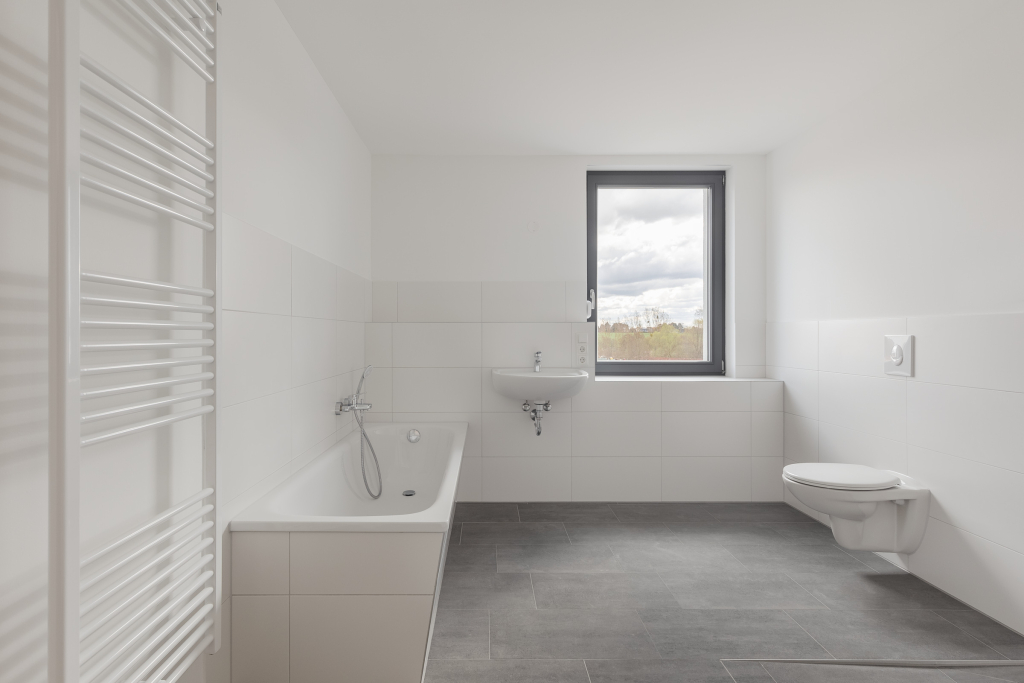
534;351;542;372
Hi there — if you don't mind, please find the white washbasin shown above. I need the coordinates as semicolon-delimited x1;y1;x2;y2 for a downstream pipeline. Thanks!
491;368;589;402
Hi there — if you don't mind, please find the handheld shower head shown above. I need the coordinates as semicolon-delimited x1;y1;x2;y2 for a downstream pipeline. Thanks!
355;365;373;396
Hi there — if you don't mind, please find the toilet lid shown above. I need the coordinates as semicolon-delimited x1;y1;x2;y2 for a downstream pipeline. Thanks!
783;463;900;491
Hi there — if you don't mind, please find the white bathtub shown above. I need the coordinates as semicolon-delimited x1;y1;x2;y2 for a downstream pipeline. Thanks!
228;422;467;683
231;421;467;532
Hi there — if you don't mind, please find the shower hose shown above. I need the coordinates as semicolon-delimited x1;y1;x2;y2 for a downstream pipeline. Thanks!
355;409;382;499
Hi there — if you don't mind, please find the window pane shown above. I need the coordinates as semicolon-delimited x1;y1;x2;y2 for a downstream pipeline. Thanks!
596;187;708;362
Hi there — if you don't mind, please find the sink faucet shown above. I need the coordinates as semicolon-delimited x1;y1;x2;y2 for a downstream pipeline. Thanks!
534;351;542;372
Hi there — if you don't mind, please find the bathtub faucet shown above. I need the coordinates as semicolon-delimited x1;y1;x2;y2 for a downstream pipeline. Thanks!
336;365;374;414
534;351;542;372
336;397;372;414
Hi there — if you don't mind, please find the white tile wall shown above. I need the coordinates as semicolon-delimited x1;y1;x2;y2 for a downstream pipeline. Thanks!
770;311;1024;633
223;215;291;316
766;321;818;370
662;412;752;458
910;313;1024;393
398;282;481;322
818;318;905;377
571;412;661;458
751;412;783;458
482;281;566;322
291;317;336;387
481;457;572;501
662;380;751;412
663;457;752;501
221;311;291;407
392;323;482;367
817;372;906;442
371;281;398;322
480;322;572;367
572;457;662;501
291;248;337;320
219;217;367;521
483;412;571;458
906;381;1024;473
393;368;482;412
370;282;783;503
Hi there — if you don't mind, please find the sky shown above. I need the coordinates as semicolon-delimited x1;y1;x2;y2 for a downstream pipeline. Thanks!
597;187;707;326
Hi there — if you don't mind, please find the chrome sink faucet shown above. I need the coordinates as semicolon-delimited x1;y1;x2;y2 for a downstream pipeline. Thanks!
534;351;542;372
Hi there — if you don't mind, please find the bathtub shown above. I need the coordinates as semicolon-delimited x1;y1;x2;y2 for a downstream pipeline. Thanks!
229;422;467;683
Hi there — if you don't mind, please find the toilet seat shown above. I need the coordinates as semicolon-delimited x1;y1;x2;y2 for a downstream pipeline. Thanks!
783;463;900;491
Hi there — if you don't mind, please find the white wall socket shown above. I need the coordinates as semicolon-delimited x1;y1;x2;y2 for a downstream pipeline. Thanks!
884;335;913;377
576;331;589;367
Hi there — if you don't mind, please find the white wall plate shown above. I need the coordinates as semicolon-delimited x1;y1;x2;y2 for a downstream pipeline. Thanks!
884;334;913;377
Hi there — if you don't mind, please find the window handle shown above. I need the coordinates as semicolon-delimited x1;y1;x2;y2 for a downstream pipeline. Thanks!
586;289;595;319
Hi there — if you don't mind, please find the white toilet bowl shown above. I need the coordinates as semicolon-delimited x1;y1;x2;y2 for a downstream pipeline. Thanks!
782;463;930;554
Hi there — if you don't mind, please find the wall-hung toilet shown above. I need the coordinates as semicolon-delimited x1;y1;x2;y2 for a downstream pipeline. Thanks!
783;463;930;554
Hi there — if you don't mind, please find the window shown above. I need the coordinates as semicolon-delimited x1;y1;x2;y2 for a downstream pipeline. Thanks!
587;170;725;376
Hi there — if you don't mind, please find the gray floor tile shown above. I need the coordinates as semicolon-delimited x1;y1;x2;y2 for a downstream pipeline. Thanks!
764;522;837;544
704;502;815;523
564;523;674;545
660;571;827;610
449;523;462;545
788;609;1005;659
760;663;954;682
788;573;967;610
425;659;591;683
610;503;716;523
497;544;630;573
490;609;661;659
726;543;879;573
609;542;752;573
531;572;674;609
946;666;1024;683
721;661;780;682
637;606;829;659
936;611;1024;659
429;610;489;660
585;658;736;683
665;522;792;546
445;545;497;572
461;522;569;545
454;502;520;523
438;572;536;610
518;502;619;523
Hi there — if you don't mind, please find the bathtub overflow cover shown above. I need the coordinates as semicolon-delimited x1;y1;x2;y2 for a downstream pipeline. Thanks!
403;490;416;497
407;429;421;443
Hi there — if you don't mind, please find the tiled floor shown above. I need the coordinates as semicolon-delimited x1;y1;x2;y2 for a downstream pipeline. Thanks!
425;502;1024;683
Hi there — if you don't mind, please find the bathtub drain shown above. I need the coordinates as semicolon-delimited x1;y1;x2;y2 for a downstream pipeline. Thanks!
403;490;416;497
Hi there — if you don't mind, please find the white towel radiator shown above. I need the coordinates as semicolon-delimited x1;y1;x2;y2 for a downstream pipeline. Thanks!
49;1;220;681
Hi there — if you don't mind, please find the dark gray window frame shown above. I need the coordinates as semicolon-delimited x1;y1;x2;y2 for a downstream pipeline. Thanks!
587;170;726;376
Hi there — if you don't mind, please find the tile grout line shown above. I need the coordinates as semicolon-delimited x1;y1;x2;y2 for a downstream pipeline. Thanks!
930;609;1011;661
634;607;663;659
782;607;837;660
781;571;830;610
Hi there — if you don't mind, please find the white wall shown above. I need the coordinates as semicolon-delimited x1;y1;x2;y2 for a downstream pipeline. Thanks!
767;2;1024;633
372;154;768;377
364;285;783;503
0;1;371;681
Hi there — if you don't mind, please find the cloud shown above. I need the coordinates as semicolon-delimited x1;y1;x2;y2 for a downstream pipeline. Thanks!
598;187;705;226
595;187;708;325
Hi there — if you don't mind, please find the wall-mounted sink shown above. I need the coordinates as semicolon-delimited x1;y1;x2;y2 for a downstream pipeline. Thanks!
491;368;589;402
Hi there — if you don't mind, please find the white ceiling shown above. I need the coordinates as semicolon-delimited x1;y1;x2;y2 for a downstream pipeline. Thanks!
274;0;995;155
